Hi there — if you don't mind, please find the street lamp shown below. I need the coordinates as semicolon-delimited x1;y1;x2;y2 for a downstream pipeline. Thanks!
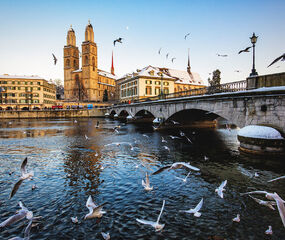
249;32;258;77
158;72;163;99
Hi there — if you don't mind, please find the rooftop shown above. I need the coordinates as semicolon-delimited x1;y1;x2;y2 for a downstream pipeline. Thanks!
0;74;45;80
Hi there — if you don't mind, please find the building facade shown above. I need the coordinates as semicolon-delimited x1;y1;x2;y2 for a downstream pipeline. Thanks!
64;22;117;102
0;74;56;110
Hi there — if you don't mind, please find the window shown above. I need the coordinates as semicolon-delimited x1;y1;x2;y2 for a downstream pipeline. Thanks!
145;80;152;84
66;59;70;67
30;82;33;85
163;82;169;86
134;87;137;95
92;57;95;71
74;59;77;68
155;87;161;95
163;87;169;94
145;86;152;95
38;87;41;90
85;56;89;65
148;70;154;76
37;82;40;85
18;87;21;90
155;81;160;85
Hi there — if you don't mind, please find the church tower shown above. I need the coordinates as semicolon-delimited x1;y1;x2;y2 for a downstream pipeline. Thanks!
81;20;98;101
64;25;80;100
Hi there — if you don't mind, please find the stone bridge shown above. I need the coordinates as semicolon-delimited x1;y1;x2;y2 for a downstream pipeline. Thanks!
107;87;285;134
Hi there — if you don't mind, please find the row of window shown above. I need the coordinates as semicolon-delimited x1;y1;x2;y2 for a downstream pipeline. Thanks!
145;80;169;86
121;87;138;98
2;99;40;104
43;94;55;99
1;93;40;97
0;81;41;85
1;86;42;91
43;100;55;104
121;81;137;89
145;87;169;95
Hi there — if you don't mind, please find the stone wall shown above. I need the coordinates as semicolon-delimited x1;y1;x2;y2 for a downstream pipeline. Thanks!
247;72;285;89
0;109;105;119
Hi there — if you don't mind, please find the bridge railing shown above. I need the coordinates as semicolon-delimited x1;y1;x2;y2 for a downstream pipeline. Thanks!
130;80;247;103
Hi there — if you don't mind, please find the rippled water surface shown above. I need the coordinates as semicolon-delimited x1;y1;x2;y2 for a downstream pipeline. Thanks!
0;118;284;239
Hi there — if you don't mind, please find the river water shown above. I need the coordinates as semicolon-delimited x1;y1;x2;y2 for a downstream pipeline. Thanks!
0;118;284;240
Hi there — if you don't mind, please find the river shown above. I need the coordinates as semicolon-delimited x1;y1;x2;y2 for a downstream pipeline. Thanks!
0;118;284;239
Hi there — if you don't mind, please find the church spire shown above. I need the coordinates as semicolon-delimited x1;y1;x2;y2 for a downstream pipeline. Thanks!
111;51;115;75
187;48;191;74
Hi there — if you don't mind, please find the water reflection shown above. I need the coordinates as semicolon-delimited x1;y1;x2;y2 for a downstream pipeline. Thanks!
0;119;284;239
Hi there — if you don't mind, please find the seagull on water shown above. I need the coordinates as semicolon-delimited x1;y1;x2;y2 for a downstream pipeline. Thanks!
265;226;273;235
240;191;285;227
136;200;166;232
10;158;34;199
152;162;200;175
71;216;79;224
0;201;33;228
163;146;170;152
84;196;107;220
101;232;110;240
161;137;167;143
175;171;191;182
180;198;203;217
142;173;153;191
215;180;227;198
232;214;240;222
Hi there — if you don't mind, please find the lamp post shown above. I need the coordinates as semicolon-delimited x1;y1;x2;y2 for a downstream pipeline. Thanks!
158;72;163;100
249;32;258;77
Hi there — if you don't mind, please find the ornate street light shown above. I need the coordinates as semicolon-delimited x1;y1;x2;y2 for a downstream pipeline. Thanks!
249;32;258;77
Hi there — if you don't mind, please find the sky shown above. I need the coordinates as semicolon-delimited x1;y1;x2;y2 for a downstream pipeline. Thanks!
0;0;284;85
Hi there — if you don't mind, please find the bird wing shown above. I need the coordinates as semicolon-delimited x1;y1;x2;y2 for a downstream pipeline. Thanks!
178;162;200;171
240;190;268;196
268;55;283;68
24;219;33;238
10;179;24;199
136;218;156;227
238;50;243;54
113;40;116;46
268;175;285;182
86;196;97;210
184;33;190;40
92;202;107;213
156;200;165;223
272;193;285;227
193;198;203;212
152;165;172;175
142;179;146;187
21;157;28;175
220;180;227;189
245;46;251;51
145;173;150;186
158;48;162;54
0;209;27;228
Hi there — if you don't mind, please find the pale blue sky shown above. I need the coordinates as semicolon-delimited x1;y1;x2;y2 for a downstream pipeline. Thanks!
0;0;284;84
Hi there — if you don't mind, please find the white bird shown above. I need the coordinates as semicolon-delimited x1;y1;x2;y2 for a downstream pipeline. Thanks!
10;158;34;199
180;198;203;217
0;201;33;228
241;191;285;227
101;232;110;240
204;156;209;161
215;180;227;198
161;137;167;143
254;172;259;177
232;214;240;222
169;135;181;139
163;146;170;152
136;200;165;232
268;175;285;183
84;196;106;220
71;216;78;224
142;173;153;191
143;134;149;138
265;226;273;235
85;134;89;140
248;195;276;210
175;172;191;182
152;162;200;175
171;120;180;125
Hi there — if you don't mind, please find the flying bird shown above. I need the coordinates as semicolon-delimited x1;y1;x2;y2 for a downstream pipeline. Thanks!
217;54;228;57
163;146;170;152
166;53;169;59
84;196;107;220
158;48;162;55
248;195;276;210
171;120;180;125
184;33;190;40
180;198;203;217
136;200;165;232
238;46;251;54
101;232;110;240
152;162;200;175
215;180;227;198
161;137;167;143
268;175;285;183
0;201;33;228
142;173;153;191
10;158;34;199
52;53;57;65
267;53;285;68
113;37;123;46
169;135;181;140
175;171;191;182
171;57;176;63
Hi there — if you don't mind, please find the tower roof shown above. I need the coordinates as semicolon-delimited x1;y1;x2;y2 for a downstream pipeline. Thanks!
68;25;75;33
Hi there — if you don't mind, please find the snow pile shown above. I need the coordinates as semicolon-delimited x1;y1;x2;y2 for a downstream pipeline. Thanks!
238;125;284;139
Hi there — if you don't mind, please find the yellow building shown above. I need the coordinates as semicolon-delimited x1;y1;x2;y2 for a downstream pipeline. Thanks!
0;74;56;110
64;21;117;102
116;61;205;103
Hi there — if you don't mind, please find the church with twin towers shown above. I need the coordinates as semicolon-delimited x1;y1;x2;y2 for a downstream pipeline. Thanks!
64;21;117;102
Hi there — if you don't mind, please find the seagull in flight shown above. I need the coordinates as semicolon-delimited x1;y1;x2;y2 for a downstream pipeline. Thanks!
163;146;170;152
171;120;180;125
52;53;57;65
268;53;285;68
85;134;89;140
171;57;176;63
169;135;181;139
217;54;228;57
10;158;34;199
152;162;200;175
142;173;153;191
238;46;251;54
0;201;33;228
180;198;203;217
136;200;166;232
184;33;190;40
248;195;276;210
175;171;191;182
101;232;110;240
161;137;167;143
240;190;285;227
113;37;123;46
215;180;227;198
268;175;285;183
166;53;169;59
84;196;107;220
158;48;162;55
